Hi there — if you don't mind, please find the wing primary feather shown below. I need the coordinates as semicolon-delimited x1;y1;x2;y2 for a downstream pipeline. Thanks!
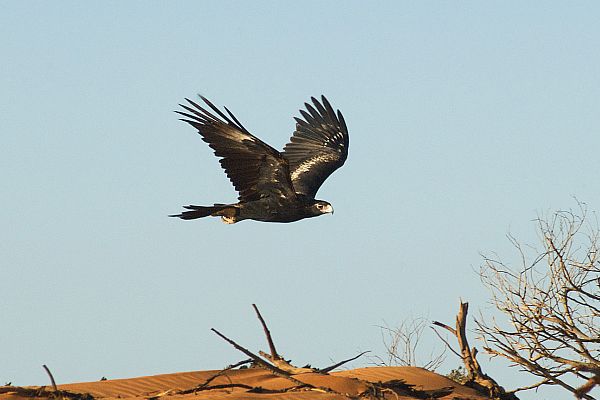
199;95;236;126
299;109;317;126
223;106;250;133
179;99;249;138
311;97;329;121
337;110;347;133
316;96;335;127
177;118;199;127
321;96;336;120
177;103;210;122
304;102;324;124
175;109;205;123
182;99;221;123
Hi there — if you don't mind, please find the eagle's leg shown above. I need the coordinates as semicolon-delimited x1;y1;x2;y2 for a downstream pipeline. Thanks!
216;206;239;224
221;215;236;224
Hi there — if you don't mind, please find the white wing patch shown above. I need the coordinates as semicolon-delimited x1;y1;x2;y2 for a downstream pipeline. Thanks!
290;153;338;181
322;130;346;148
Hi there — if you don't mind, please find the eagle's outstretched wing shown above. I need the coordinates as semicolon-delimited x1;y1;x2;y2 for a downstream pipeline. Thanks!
176;97;296;202
282;96;349;198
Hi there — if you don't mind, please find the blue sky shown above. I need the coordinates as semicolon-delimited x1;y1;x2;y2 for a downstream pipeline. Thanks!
2;2;599;399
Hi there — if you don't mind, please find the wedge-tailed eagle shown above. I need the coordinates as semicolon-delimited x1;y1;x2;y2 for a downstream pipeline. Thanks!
170;95;349;224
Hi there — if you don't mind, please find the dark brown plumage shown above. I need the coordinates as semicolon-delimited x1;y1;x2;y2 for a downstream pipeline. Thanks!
170;95;349;224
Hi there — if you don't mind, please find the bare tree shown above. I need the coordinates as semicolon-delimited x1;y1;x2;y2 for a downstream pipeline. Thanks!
477;204;600;399
373;317;446;371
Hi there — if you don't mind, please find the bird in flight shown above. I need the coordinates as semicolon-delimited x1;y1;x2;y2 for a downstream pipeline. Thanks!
170;95;349;224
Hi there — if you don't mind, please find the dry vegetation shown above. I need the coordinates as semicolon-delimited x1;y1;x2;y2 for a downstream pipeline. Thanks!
373;317;446;370
376;204;600;400
476;204;600;399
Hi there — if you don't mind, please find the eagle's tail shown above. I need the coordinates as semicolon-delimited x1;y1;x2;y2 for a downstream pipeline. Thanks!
169;204;239;223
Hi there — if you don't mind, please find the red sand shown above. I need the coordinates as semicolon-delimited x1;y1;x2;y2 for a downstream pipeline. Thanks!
1;366;488;400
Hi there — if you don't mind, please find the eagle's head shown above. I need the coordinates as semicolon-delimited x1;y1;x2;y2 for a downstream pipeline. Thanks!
312;200;334;216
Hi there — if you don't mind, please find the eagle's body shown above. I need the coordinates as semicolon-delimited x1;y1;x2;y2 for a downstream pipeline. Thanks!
170;95;349;224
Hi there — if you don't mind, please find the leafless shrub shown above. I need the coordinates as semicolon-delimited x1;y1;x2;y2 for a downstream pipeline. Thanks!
373;317;446;371
477;203;600;399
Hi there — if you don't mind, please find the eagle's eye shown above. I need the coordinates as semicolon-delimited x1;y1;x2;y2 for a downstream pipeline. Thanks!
315;202;333;214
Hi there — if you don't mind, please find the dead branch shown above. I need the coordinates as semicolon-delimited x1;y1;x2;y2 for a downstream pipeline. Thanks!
145;389;174;399
257;351;314;374
364;379;454;400
252;304;279;359
212;305;459;398
42;365;58;392
0;366;93;399
210;328;291;376
209;327;333;393
210;306;382;398
433;302;519;400
0;385;94;400
251;304;316;374
176;358;315;397
318;351;370;373
191;359;252;391
431;321;456;336
575;374;600;399
178;382;255;394
175;383;315;397
430;324;462;359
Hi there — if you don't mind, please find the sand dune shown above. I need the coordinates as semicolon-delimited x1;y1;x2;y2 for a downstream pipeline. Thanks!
1;366;489;400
